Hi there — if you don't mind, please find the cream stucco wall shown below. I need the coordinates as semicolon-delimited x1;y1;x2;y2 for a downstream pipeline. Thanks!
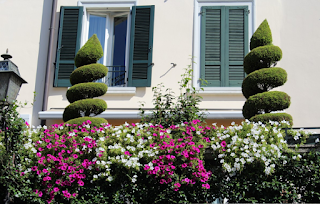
0;0;52;125
1;0;320;127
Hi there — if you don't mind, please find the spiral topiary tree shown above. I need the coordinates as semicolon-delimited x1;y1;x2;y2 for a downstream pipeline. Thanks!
63;34;108;127
242;19;293;125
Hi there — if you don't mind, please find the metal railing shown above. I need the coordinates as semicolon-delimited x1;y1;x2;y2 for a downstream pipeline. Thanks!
96;66;126;87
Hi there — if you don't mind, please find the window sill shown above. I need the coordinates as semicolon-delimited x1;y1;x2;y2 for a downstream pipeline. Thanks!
105;87;136;95
198;87;243;95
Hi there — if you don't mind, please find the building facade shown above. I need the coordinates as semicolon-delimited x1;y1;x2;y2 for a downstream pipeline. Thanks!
1;0;319;128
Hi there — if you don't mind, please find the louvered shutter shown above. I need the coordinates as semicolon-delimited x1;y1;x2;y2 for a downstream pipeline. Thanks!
227;6;248;87
200;7;223;86
200;6;248;87
128;6;155;87
54;7;83;87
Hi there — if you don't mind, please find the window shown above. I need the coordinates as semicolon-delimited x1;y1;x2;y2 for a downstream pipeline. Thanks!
54;4;154;88
200;6;248;87
193;1;253;89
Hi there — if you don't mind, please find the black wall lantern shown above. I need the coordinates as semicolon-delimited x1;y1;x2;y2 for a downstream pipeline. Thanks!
0;51;27;104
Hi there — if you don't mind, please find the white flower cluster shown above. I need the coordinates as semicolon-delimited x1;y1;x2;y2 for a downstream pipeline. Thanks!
94;123;160;183
212;120;292;175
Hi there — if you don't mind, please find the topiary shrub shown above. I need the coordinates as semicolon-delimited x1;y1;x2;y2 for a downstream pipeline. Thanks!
250;113;293;126
63;98;107;122
250;19;273;50
242;20;292;124
63;34;108;125
244;45;282;74
242;67;287;99
66;82;108;103
74;34;104;68
70;63;108;86
66;117;107;127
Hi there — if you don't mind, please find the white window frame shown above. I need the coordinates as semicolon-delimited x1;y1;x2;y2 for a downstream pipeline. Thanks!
77;0;138;88
193;0;255;94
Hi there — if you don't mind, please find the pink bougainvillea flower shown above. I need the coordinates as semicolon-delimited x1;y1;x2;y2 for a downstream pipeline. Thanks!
31;166;38;171
38;191;43;197
202;183;210;189
159;179;166;184
221;141;227;147
144;165;150;170
181;163;188;168
72;154;78;159
78;180;84;186
124;151;131;156
53;187;59;192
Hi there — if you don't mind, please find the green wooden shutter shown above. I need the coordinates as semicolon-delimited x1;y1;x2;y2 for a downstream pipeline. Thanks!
128;5;155;87
227;6;248;87
54;6;83;87
200;6;248;87
200;7;223;87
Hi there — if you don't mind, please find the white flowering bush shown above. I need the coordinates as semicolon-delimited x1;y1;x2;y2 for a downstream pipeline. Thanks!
208;120;299;175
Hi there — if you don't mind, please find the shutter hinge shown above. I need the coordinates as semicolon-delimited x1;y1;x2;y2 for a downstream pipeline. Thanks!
199;11;205;16
130;10;132;15
57;45;64;51
246;9;250;14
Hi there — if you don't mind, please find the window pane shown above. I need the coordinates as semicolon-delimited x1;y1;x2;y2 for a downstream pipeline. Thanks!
112;16;127;86
89;15;106;64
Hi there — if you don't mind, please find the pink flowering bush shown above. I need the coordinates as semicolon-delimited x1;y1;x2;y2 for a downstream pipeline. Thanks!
18;119;218;203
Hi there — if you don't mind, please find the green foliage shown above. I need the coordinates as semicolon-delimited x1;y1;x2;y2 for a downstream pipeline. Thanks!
242;91;291;119
251;113;293;126
242;67;287;99
250;19;272;50
0;101;41;204
139;66;206;128
66;117;107;127
244;45;282;74
66;82;108;103
63;99;107;122
242;19;292;124
70;63;108;86
74;34;103;68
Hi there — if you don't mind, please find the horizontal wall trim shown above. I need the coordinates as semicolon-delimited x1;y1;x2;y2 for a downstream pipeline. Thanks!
38;110;244;120
105;87;136;94
198;87;243;95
